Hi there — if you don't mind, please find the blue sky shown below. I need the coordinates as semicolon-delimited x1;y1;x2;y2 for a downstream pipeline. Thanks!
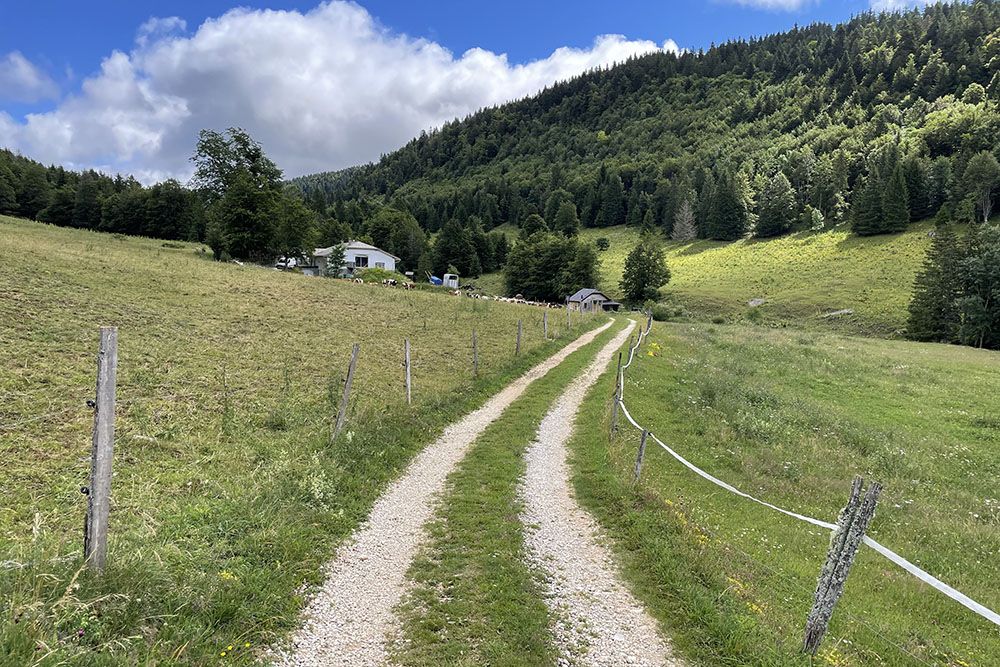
0;0;932;180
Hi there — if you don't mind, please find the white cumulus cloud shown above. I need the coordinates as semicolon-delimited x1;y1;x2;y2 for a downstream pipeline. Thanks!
0;51;59;103
869;0;938;11
0;1;679;181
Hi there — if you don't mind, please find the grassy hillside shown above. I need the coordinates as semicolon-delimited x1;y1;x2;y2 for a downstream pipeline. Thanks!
577;223;933;336
0;215;599;665
571;323;1000;666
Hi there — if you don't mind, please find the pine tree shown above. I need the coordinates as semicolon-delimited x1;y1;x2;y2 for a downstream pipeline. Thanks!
882;164;910;232
756;172;797;238
908;226;962;341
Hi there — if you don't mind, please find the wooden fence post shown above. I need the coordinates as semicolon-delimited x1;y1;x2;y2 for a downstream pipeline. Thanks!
543;311;548;340
332;343;360;441
632;429;649;484
609;351;623;440
404;338;412;405
646;312;653;335
472;329;479;377
566;306;571;331
516;319;522;355
803;476;883;655
84;326;117;572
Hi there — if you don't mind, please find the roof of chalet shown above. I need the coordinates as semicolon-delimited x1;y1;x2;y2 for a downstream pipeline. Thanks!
313;240;400;261
568;288;611;302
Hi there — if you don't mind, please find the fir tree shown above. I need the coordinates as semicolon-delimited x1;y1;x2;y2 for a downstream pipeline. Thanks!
882;164;911;232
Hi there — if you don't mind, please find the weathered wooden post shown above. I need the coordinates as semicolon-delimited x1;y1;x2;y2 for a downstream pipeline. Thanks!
332;343;360;441
566;306;571;331
472;329;479;377
516;319;522;355
646;312;653;335
609;351;623;440
632;429;649;484
803;476;883;655
543;311;549;340
84;326;117;572
404;338;412;405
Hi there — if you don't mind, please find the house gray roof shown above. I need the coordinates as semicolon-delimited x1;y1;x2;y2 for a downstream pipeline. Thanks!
313;240;400;261
568;288;610;302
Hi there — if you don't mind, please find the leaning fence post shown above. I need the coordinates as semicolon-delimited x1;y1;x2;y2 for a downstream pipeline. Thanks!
472;329;479;377
333;343;360;441
632;429;649;484
516;319;522;355
404;338;412;405
543;311;549;340
803;476;883;655
609;351;623;440
84;326;117;572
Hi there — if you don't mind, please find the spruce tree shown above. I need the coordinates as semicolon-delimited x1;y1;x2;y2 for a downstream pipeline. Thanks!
708;172;748;241
882;164;910;232
598;172;625;227
852;175;885;236
908;226;962;341
756;172;797;238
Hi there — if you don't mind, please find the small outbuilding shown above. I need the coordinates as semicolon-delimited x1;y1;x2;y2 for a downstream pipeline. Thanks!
566;288;621;312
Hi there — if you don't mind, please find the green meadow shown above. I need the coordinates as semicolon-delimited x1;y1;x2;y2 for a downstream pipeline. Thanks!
0;215;599;665
569;322;1000;666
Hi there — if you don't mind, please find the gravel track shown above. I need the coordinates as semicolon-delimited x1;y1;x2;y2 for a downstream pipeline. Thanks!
520;320;683;667
274;320;614;667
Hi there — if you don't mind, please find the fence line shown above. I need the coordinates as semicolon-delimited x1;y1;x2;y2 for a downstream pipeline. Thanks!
614;322;1000;630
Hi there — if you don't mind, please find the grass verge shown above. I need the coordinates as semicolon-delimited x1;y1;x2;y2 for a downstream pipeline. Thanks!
392;319;630;666
567;322;999;666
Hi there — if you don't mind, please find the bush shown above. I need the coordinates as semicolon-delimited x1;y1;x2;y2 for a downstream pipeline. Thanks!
651;303;688;321
595;237;610;251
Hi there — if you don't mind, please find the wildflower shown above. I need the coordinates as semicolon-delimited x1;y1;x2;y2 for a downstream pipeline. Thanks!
245;642;251;648
219;570;236;581
220;652;226;657
227;645;234;651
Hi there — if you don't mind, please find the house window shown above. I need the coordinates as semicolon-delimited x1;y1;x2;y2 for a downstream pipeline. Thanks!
354;255;369;268
375;261;385;269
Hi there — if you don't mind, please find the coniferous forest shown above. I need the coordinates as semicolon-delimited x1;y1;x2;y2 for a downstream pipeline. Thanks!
3;1;999;346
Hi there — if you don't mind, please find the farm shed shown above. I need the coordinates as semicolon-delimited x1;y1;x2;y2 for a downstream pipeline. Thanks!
312;241;400;277
566;288;620;312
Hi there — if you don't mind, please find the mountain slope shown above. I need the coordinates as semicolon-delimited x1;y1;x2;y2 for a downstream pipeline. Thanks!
299;0;1000;244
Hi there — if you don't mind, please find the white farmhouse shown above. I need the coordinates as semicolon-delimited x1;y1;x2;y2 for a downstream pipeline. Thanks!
312;241;399;276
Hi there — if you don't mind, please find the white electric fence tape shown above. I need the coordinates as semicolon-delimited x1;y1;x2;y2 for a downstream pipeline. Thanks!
615;323;1000;628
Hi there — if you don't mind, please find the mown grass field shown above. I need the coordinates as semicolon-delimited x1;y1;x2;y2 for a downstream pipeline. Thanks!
578;223;934;337
570;322;1000;666
0;215;600;665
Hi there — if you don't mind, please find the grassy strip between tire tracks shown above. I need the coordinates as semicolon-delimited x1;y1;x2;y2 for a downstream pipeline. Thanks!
393;319;631;666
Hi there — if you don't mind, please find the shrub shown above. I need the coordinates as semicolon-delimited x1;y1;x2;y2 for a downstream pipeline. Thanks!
595;237;610;251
